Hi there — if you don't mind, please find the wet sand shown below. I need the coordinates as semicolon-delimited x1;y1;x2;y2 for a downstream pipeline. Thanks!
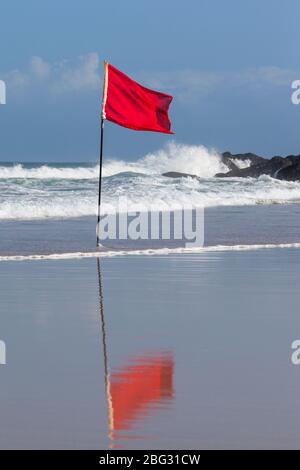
0;250;300;449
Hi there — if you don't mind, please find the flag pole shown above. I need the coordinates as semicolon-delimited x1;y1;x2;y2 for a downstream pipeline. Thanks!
96;118;104;246
96;61;109;247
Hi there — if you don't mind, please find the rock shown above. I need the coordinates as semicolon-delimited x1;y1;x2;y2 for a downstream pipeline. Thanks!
221;153;239;172
277;162;300;181
216;154;300;179
217;152;267;177
216;156;289;178
162;152;300;181
222;151;265;170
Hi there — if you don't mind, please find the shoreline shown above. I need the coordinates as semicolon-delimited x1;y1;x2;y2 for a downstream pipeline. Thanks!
1;242;300;263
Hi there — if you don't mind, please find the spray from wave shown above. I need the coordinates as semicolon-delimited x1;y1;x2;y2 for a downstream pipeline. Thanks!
103;142;227;177
229;158;252;170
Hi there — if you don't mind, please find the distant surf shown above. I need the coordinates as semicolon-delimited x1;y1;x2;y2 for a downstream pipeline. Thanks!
1;142;300;220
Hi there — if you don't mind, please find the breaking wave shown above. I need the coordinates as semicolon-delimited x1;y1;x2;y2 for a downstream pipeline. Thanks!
0;163;98;180
103;142;227;177
0;143;225;179
1;142;300;220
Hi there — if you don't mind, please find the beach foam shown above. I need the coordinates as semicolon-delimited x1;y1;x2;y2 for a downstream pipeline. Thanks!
1;242;300;262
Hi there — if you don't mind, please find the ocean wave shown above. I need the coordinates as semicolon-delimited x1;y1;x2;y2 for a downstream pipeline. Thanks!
0;142;226;180
1;174;300;220
0;163;99;180
1;143;300;220
1;243;300;262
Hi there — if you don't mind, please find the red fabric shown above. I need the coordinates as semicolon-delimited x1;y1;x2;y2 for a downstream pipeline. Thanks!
104;64;174;134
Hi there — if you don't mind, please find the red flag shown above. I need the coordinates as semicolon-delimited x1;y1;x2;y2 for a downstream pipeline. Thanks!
102;62;174;134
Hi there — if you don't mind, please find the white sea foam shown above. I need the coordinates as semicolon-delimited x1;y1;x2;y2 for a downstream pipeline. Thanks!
1;243;300;262
1;173;300;220
230;158;252;169
0;163;99;179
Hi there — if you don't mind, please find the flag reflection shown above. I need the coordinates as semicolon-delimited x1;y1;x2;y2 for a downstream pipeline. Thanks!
97;259;174;446
110;353;174;432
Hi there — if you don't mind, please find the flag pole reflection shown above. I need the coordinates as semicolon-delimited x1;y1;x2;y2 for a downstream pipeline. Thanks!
97;258;115;447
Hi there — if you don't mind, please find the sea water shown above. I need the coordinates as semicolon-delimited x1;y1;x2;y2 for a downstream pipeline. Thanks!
1;143;300;258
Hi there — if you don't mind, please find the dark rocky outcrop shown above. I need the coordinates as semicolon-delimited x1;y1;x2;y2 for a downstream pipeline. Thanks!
276;162;300;181
222;151;265;173
161;152;300;181
216;155;287;178
217;152;300;181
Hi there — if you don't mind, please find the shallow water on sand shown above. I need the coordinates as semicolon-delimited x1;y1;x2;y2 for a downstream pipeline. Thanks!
1;251;300;449
1;204;300;258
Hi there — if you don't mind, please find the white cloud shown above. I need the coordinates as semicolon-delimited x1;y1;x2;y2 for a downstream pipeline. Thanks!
30;56;51;79
52;53;100;92
139;66;299;103
2;54;298;102
5;68;29;90
3;52;101;94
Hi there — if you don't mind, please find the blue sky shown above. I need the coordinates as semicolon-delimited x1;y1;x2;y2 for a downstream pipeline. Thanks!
0;0;299;162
